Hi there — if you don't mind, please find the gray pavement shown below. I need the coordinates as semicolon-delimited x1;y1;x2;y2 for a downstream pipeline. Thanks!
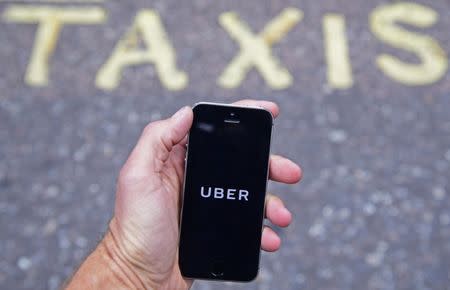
1;0;450;289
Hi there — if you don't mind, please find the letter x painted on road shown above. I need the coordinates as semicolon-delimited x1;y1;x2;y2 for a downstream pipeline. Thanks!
218;8;303;89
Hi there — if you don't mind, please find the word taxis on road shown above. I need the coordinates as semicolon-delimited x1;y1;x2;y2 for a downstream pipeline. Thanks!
1;1;448;91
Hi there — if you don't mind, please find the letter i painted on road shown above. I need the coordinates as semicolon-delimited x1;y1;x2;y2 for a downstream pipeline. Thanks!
323;13;353;89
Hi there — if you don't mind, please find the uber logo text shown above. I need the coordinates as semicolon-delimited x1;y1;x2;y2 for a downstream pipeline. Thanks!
200;186;249;201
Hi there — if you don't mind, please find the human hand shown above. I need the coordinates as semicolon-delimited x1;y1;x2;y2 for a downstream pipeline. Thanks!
66;100;302;290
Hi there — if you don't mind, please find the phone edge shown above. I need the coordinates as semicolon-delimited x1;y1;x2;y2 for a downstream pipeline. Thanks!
178;101;274;282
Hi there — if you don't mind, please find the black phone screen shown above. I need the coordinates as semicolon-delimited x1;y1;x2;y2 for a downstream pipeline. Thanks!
179;103;273;281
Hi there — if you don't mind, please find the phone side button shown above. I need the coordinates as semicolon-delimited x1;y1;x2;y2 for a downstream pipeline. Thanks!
211;260;224;277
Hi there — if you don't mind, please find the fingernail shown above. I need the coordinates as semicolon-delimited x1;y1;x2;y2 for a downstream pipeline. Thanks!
172;106;189;122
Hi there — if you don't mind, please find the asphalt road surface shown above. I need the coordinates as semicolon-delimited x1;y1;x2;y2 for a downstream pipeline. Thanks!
1;0;450;289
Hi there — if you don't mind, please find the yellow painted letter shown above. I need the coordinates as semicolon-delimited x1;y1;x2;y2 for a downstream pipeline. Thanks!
3;5;106;86
323;14;353;89
370;2;447;85
218;8;303;89
96;10;187;91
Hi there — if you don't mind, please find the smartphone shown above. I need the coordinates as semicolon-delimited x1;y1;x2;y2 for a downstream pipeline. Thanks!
178;102;273;282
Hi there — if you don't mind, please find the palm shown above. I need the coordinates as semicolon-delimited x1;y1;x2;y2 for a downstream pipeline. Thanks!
114;142;190;289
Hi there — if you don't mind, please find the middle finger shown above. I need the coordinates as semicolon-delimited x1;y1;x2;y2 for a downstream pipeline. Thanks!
269;154;302;184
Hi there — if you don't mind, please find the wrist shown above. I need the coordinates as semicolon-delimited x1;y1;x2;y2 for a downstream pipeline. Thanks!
65;224;154;290
105;219;191;290
67;218;191;290
100;229;150;289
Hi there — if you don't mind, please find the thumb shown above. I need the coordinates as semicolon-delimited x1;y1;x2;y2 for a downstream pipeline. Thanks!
123;106;193;175
160;106;193;151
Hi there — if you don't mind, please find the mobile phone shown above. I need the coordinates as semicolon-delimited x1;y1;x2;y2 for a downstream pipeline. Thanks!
178;102;273;282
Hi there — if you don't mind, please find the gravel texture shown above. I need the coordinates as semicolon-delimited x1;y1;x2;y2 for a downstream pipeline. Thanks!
1;0;450;289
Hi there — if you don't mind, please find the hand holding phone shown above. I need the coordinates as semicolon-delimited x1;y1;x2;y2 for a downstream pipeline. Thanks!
67;100;301;290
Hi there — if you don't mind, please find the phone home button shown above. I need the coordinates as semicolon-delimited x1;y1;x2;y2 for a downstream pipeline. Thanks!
211;260;224;277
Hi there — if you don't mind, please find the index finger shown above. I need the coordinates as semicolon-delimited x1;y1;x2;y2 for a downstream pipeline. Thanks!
232;99;280;118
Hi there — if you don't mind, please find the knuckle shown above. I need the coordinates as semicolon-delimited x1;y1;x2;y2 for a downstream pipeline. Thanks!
267;194;283;205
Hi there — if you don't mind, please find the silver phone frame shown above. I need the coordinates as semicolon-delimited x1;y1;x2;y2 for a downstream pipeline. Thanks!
178;101;274;283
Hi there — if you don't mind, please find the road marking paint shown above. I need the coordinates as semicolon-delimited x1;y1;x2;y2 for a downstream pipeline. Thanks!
370;2;448;85
1;3;448;91
96;10;187;91
323;14;353;89
217;8;303;89
3;5;106;86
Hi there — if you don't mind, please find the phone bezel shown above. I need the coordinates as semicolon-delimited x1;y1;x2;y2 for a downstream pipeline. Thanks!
178;102;273;282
